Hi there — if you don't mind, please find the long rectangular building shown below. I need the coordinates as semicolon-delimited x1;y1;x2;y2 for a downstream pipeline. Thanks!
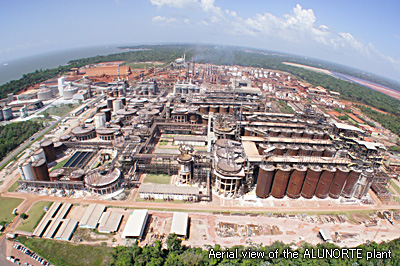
121;209;148;239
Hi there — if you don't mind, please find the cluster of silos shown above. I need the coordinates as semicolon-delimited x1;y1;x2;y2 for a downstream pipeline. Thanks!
199;105;240;116
255;164;364;199
18;158;50;182
63;83;79;100
40;140;56;163
258;144;335;157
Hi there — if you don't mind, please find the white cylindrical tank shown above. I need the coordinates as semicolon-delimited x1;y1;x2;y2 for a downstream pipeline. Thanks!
18;162;26;180
113;99;123;112
37;89;53;100
94;113;106;129
58;77;65;96
63;84;78;100
3;106;13;120
22;160;35;181
20;106;27;118
31;148;46;162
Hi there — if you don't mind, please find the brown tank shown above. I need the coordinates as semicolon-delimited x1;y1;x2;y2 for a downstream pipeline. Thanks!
303;130;313;139
315;167;336;199
286;145;299;156
269;128;280;137
329;166;350;198
274;144;285;156
220;106;229;114
32;158;50;181
244;128;252;136
292;130;303;138
209;106;219;114
341;167;362;198
312;146;325;157
286;165;307;199
60;135;71;142
200;105;209;114
301;165;322;199
271;166;291;198
202;115;208;125
323;133;330;140
313;131;324;140
298;145;312;156
53;141;65;154
70;169;85;181
255;165;275;198
323;147;336;157
49;168;65;181
283;129;292;138
41;140;56;163
101;109;112;122
189;114;198;123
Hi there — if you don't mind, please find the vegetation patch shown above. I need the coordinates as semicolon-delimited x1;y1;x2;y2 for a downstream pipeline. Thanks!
17;201;52;232
8;178;21;192
42;103;80;118
143;173;171;184
50;158;69;171
0;197;23;226
17;236;113;266
390;180;400;195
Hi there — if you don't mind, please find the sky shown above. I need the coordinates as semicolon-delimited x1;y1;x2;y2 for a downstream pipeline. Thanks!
1;0;400;82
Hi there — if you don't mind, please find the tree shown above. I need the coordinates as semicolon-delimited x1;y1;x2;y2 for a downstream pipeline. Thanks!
20;213;28;219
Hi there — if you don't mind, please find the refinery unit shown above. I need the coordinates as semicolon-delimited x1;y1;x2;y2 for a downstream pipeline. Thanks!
11;58;389;206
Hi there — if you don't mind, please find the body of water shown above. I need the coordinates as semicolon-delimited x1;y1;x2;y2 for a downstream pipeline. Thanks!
0;46;124;86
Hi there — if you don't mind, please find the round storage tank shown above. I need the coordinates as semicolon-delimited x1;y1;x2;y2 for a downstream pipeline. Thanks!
298;145;312;156
70;169;85;181
3;106;13;121
37;89;53;101
301;166;322;199
32;158;49;181
341;167;362;198
315;167;336;199
101;109;112;122
20;160;35;181
95;113;106;129
107;98;116;109
286;165;307;199
312;146;325;157
314;131;324;140
113;100;123;113
200;105;209;114
286;145;299;156
220;106;229;114
274;144;285;156
118;97;126;105
201;115;208;125
41;140;56;163
302;130;313;139
269;128;280;137
329;166;350;199
32;148;46;162
53;142;65;155
209;106;219;114
49;168;65;181
63;86;78;100
323;147;336;157
255;165;275;198
292;130;303;138
271;165;291;198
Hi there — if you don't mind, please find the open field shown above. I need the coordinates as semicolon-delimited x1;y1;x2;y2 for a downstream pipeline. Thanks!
7;178;21;192
0;197;23;224
143;173;171;184
17;236;114;266
42;103;80;117
17;201;53;232
50;158;69;171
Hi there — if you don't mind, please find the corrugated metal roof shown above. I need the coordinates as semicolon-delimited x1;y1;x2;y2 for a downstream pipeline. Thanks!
122;209;148;239
170;212;188;237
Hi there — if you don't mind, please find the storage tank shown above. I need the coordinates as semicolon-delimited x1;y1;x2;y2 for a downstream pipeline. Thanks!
118;87;126;97
107;97;116;109
37;89;53;100
219;106;229;114
49;168;65;181
32;148;46;162
3;106;13;121
94;113;106;129
286;145;299;156
312;146;325;157
201;115;208;125
354;169;374;199
329;166;350;199
199;105;209;114
53;142;65;155
323;147;336;157
274;144;285;156
315;166;336;199
303;130;313;139
70;169;85;181
244;128;252;136
118;97;126;106
301;165;322;199
298;145;312;156
271;165;291;198
282;129;292;138
341;167;362;198
286;165;307;199
19;160;35;181
113;99;123;113
0;108;3;121
41;140;56;163
269;128;280;137
313;131;324;140
63;86;78;100
255;165;275;198
101;109;112;122
209;105;219;114
32;158;50;181
292;130;303;138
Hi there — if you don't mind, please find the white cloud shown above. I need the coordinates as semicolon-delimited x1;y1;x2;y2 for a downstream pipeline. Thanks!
152;16;177;24
150;0;198;8
184;18;190;24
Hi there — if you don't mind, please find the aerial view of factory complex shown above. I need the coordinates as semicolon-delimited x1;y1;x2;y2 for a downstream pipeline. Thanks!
1;52;400;264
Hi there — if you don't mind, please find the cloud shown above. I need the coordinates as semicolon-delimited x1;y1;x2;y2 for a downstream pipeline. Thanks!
152;16;177;24
184;18;190;24
150;0;198;8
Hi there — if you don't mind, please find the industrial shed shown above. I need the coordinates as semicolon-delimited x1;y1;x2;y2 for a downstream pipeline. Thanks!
98;212;123;233
319;229;333;243
79;204;106;229
138;184;199;201
170;212;189;238
121;209;148;239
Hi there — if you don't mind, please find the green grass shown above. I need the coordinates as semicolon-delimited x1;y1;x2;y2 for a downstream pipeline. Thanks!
143;173;171;184
50;158;69;172
8;178;21;192
159;140;169;146
17;201;53;232
42;103;80;118
17;236;114;266
390;180;400;195
0;197;23;225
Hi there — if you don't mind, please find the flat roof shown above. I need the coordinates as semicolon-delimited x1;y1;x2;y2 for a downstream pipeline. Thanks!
139;184;199;195
98;212;123;233
354;139;385;150
242;141;259;156
334;122;364;133
79;204;106;229
122;209;148;239
241;136;332;145
320;229;332;242
170;212;189;237
174;136;207;142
